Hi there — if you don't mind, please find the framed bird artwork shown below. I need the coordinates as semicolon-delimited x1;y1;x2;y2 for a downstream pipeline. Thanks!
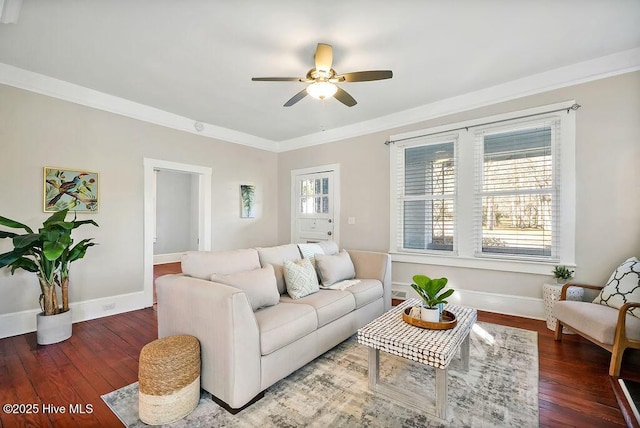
44;167;99;213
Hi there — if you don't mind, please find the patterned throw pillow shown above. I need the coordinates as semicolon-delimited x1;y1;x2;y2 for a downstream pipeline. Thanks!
284;258;320;299
592;257;640;318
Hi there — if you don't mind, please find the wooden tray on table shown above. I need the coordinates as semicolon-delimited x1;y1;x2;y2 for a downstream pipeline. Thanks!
402;307;457;330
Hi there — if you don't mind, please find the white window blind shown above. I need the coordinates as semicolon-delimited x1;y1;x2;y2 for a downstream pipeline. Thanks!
396;139;456;252
474;120;560;260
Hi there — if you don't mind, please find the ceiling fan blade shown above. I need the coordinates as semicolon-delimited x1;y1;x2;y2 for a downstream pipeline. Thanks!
337;70;393;82
314;43;333;73
284;88;308;107
252;77;305;82
334;87;357;107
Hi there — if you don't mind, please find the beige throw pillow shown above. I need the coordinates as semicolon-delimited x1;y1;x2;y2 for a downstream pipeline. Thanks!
592;257;640;318
210;264;280;311
315;250;356;287
284;258;319;299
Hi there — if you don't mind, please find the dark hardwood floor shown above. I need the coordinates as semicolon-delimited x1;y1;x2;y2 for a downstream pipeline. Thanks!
1;264;638;427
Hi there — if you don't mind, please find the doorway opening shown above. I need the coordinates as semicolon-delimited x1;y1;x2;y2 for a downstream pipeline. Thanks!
143;158;212;307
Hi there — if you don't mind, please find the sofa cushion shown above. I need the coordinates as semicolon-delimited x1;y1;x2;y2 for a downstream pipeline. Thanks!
280;289;356;327
210;265;280;311
257;244;302;294
315;250;356;287
254;303;318;355
344;279;383;309
554;300;640;344
592;257;640;318
297;243;325;268
182;249;260;280
284;258;320;299
316;240;339;255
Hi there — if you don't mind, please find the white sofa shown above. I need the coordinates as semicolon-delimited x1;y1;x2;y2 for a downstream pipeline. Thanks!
156;242;391;412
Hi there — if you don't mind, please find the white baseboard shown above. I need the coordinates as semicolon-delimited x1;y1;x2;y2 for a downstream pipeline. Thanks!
0;291;149;339
392;283;545;320
153;252;183;265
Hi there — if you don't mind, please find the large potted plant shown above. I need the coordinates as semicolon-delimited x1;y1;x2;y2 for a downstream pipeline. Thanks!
410;274;455;322
0;209;97;344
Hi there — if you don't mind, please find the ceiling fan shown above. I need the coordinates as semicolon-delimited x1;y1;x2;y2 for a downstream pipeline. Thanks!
251;43;393;107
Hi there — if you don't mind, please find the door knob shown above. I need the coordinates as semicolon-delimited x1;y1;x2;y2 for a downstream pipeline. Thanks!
328;219;332;223
327;231;332;236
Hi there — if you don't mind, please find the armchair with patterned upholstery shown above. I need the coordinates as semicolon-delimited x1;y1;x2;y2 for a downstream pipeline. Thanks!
553;257;640;376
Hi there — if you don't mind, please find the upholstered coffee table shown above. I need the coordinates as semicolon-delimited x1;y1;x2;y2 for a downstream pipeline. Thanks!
357;299;477;419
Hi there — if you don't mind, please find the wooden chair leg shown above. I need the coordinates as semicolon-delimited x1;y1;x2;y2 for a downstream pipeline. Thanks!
554;320;563;341
609;344;625;376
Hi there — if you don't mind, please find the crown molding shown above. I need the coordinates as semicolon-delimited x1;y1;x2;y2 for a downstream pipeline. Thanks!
276;47;640;152
0;62;277;152
1;47;639;154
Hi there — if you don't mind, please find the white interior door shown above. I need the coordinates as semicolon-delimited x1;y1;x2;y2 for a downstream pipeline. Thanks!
292;168;338;243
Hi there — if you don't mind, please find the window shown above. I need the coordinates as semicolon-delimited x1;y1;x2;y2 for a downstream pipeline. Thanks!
475;122;558;259
395;138;456;252
390;102;576;273
300;176;329;214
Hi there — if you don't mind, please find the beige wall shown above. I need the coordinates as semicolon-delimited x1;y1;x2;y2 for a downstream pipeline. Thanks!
1;71;638;317
0;84;279;314
278;71;640;299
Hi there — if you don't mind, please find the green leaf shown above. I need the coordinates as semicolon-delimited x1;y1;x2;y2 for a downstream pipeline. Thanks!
0;216;33;233
72;219;99;229
0;230;18;239
9;257;39;273
0;250;22;269
12;233;41;249
438;289;455;300
67;240;95;262
43;240;66;261
43;210;69;226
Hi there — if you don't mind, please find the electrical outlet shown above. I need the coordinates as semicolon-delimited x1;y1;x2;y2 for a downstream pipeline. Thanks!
103;303;115;311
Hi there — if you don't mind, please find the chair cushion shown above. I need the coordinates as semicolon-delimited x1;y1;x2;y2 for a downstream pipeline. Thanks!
210;265;280;311
254;303;317;355
593;257;640;318
280;289;355;327
315;250;356;287
554;300;640;345
284;258;320;299
181;249;260;280
257;244;302;295
344;279;383;309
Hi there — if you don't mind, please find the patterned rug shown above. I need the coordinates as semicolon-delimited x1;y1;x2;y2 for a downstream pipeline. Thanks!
102;322;538;427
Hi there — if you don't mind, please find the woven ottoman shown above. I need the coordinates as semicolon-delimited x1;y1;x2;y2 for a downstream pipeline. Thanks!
138;335;201;425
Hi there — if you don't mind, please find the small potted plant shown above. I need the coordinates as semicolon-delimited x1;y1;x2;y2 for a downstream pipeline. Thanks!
0;209;97;344
410;274;454;322
552;265;574;284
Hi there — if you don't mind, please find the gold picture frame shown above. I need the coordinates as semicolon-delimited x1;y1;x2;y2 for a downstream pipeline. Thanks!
43;167;99;213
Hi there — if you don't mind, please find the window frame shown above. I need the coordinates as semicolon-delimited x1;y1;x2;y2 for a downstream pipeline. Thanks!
389;101;576;274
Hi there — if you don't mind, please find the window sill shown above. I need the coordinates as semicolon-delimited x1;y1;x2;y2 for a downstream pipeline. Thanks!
390;251;575;275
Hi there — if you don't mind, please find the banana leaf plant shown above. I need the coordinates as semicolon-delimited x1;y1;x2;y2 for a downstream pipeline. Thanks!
410;274;454;309
0;209;98;315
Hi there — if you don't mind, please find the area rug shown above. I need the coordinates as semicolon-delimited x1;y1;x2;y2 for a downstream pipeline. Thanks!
102;322;538;427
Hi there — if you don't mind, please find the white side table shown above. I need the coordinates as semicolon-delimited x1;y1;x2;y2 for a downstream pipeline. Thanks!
543;283;584;333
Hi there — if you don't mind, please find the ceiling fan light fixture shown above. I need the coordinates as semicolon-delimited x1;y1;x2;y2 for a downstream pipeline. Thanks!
306;81;338;100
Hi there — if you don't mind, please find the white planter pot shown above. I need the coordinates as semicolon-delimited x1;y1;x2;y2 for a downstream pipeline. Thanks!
36;309;72;345
420;307;440;322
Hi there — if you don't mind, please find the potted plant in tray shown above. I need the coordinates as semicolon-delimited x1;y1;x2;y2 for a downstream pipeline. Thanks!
552;265;574;284
0;209;98;345
410;274;454;322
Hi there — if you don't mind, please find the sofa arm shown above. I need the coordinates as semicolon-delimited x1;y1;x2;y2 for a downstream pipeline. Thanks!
346;250;392;311
156;274;262;409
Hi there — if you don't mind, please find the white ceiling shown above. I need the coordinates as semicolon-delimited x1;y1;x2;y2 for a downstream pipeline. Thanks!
0;0;639;146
